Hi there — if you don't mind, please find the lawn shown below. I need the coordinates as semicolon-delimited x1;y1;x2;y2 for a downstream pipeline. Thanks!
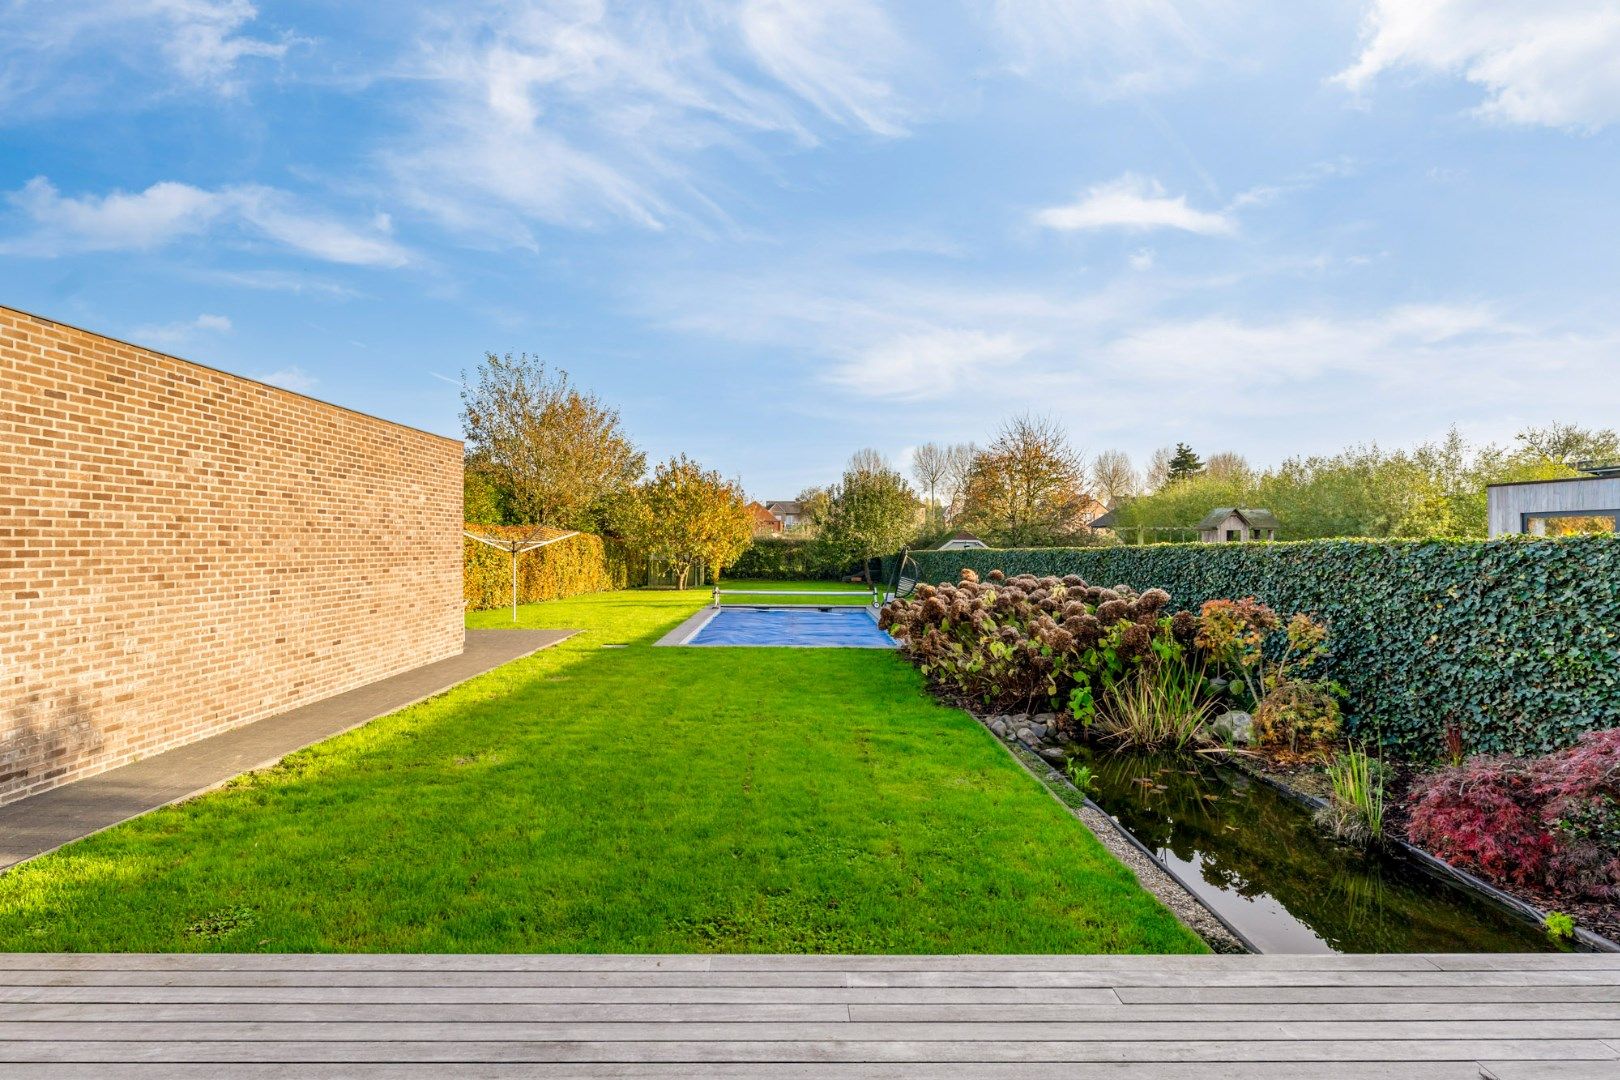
0;584;1203;954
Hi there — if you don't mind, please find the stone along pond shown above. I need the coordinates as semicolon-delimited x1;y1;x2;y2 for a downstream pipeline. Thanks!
1066;745;1558;954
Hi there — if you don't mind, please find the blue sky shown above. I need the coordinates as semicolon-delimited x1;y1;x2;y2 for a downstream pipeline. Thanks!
3;1;1619;498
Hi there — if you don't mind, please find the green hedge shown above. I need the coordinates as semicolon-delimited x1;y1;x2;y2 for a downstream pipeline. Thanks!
464;526;641;610
727;536;847;580
884;537;1620;758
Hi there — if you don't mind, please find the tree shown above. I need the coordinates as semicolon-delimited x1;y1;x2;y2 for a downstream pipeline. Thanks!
817;452;918;582
1166;443;1204;483
1204;451;1252;481
1513;423;1620;468
625;456;753;590
794;484;834;532
463;461;508;525
957;414;1091;546
461;352;644;530
1090;449;1138;507
1144;446;1174;491
942;442;978;520
910;442;949;525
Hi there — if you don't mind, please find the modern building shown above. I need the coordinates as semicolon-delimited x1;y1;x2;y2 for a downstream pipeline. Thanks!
1197;507;1281;543
1486;469;1620;537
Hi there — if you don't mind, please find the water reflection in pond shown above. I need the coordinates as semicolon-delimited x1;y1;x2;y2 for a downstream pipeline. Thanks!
1069;744;1556;954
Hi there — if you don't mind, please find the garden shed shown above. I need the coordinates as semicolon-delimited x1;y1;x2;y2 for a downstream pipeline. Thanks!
1197;507;1280;542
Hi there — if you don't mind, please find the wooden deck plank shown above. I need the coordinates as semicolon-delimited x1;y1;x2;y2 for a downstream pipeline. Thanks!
7;1000;1616;1024
4;966;1611;988
1;1020;1617;1042
6;1063;1510;1079
0;1038;1612;1063
0;954;1614;1073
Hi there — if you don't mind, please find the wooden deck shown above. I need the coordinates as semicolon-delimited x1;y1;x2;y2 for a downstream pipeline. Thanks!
0;953;1616;1078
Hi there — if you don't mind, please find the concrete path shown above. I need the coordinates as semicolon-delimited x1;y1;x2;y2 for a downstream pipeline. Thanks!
0;629;577;872
0;953;1615;1077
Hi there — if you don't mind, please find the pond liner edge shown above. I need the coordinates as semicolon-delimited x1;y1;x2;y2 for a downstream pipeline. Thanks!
1228;756;1620;955
984;726;1260;955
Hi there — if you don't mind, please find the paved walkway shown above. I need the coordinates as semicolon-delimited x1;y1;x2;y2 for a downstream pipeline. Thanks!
0;953;1614;1077
0;629;577;871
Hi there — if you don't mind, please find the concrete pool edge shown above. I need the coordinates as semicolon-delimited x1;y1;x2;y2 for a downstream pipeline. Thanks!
653;604;891;648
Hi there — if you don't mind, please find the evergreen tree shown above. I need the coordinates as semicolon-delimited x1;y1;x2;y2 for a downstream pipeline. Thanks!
1166;443;1204;483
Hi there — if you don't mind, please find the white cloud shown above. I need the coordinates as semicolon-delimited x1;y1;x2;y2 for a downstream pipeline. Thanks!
1035;174;1235;235
387;0;922;241
0;0;296;115
128;312;234;347
737;0;914;136
258;366;318;393
3;178;409;267
1337;1;1620;130
981;0;1231;95
828;329;1035;400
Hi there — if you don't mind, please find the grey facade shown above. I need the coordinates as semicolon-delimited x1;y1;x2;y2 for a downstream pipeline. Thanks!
1486;476;1620;537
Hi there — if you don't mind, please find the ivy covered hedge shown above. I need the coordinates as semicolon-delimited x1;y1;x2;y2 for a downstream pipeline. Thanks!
884;537;1620;758
727;536;847;580
464;525;642;610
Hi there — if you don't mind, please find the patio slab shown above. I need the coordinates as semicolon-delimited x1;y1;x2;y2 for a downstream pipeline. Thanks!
0;629;577;872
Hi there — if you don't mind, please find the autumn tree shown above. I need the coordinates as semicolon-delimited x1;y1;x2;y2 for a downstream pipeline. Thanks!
461;352;644;530
626;455;753;590
817;451;918;582
1090;449;1138;507
957;414;1091;546
1513;423;1620;468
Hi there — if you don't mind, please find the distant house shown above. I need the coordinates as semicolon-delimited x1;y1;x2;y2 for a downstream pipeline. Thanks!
748;502;782;535
1487;469;1620;537
1075;496;1110;527
764;500;805;530
1197;507;1280;543
936;529;989;550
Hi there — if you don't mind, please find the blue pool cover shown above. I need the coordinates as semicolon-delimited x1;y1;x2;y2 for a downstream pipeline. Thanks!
687;606;897;648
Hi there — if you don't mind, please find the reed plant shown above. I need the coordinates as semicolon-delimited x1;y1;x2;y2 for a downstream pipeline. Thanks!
1094;655;1212;752
1321;743;1385;845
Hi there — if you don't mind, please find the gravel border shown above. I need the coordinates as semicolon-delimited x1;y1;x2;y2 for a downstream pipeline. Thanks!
984;724;1249;955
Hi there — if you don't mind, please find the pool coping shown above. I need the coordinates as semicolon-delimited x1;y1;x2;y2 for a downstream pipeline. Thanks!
654;603;890;648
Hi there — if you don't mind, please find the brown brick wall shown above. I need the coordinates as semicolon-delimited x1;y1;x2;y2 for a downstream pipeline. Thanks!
0;305;464;806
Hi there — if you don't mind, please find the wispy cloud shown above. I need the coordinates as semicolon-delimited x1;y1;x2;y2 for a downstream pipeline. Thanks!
828;329;1035;400
386;0;923;243
257;366;318;393
1034;174;1235;235
0;0;299;116
980;0;1231;96
128;312;233;347
1337;0;1620;131
737;0;915;136
2;177;409;267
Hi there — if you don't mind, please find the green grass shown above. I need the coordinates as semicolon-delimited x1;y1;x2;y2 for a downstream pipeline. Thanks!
0;585;1204;954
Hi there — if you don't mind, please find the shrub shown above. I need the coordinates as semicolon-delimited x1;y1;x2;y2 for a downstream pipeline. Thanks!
881;536;1620;756
1253;680;1343;756
1406;755;1554;887
1406;729;1620;900
879;569;1194;731
728;536;847;580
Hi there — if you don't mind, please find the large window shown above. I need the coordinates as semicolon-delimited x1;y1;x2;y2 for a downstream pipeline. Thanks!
1522;510;1620;536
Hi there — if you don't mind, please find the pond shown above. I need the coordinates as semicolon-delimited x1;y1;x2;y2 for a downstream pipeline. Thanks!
1068;744;1558;954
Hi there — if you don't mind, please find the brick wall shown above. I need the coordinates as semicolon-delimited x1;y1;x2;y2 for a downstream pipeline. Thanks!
0;305;464;806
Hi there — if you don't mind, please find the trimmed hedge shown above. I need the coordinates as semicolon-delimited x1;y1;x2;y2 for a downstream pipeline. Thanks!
727;536;846;580
464;525;639;610
883;537;1620;758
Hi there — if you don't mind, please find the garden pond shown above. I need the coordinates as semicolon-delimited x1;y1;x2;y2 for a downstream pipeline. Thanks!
1067;744;1560;954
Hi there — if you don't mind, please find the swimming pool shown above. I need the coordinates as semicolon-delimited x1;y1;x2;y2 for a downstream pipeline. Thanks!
683;606;896;648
